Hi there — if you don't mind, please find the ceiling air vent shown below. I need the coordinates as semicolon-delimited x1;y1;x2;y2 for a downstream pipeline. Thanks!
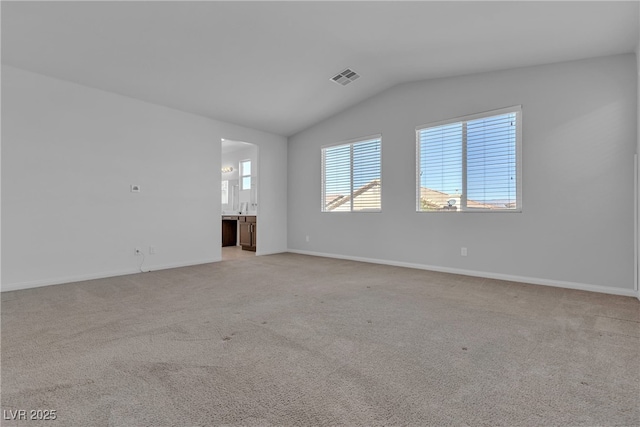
330;68;360;86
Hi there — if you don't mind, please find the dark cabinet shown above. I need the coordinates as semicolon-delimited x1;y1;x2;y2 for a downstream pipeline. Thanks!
221;218;237;247
239;216;257;251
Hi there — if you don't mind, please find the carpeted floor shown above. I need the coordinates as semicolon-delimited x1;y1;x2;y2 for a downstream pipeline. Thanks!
2;253;639;426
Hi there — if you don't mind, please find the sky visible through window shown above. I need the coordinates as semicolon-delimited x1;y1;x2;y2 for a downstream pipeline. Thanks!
240;160;251;190
419;112;517;208
324;144;350;197
353;139;381;190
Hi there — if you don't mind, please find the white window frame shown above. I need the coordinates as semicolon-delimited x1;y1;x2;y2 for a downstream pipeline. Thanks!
416;106;522;213
321;134;382;213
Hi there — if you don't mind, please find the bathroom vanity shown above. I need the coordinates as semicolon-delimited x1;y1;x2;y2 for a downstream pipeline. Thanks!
222;215;257;251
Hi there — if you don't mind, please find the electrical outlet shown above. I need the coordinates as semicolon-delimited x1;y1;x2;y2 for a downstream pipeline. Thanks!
135;247;142;256
149;246;156;254
461;247;467;257
305;235;310;242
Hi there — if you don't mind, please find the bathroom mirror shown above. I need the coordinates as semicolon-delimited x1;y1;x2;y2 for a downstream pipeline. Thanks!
221;139;258;215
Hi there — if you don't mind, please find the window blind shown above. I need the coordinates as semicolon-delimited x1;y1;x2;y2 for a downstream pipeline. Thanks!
322;136;381;212
417;107;521;212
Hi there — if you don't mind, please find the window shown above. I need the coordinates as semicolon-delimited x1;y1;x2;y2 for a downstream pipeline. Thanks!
240;160;251;190
322;135;381;212
416;106;521;212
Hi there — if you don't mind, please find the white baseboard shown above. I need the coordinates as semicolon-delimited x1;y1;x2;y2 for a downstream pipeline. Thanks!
255;249;286;257
143;257;221;273
4;251;636;299
1;257;221;292
287;249;637;298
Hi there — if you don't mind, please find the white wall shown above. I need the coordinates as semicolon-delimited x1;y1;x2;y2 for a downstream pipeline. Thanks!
1;65;287;290
288;54;637;295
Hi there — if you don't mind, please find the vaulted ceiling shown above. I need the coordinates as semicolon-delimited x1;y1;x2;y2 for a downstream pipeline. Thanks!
2;1;638;137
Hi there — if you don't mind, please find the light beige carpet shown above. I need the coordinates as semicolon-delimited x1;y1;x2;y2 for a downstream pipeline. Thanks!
2;253;639;426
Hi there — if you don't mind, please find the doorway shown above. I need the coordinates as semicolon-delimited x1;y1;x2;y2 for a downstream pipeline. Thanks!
221;138;258;261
